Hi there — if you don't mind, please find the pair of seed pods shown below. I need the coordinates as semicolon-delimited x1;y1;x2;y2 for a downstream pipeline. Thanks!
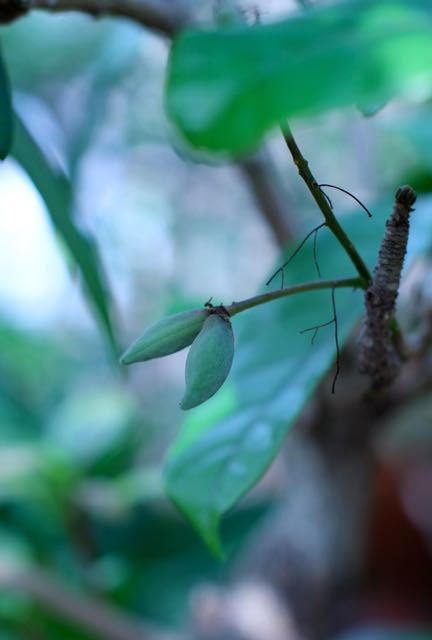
120;307;234;410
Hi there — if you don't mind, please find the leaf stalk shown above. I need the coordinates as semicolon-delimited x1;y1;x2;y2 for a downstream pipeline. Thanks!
227;277;364;317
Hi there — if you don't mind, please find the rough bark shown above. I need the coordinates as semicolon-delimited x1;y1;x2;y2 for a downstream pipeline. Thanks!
358;186;416;388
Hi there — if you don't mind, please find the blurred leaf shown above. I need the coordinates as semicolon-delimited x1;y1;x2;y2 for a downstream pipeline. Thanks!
68;26;139;175
0;442;78;516
357;98;388;118
0;529;33;624
165;195;432;555
0;397;35;443
47;382;138;471
166;0;432;154
0;444;43;503
0;528;33;569
0;321;75;431
0;46;13;159
91;501;269;626
11;114;118;356
392;102;432;168
2;13;117;89
77;468;164;521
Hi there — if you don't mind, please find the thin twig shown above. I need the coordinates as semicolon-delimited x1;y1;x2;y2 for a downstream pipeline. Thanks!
320;189;333;210
300;318;334;345
331;287;340;394
312;225;322;278
281;123;371;286
298;288;339;391
318;184;372;218
227;277;363;317
279;269;285;290
266;223;326;286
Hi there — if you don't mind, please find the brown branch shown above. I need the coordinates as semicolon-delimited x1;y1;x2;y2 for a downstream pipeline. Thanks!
0;0;192;35
227;277;363;317
358;185;416;389
0;565;179;640
281;123;371;285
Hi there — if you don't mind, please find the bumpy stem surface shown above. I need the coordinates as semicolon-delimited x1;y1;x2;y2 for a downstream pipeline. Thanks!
358;185;416;388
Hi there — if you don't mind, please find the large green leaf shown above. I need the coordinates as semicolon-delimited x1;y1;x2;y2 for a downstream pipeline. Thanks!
11;114;117;355
166;0;432;154
165;196;432;555
0;46;13;159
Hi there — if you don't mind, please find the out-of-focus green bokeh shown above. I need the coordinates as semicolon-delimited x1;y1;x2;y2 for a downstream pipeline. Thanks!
1;2;432;638
0;10;279;637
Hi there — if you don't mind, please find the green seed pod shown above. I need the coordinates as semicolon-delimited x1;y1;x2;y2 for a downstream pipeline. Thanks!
120;309;208;365
181;313;234;410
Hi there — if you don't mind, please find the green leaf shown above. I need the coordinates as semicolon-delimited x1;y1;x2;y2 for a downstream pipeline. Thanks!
166;0;432;154
165;196;432;554
0;46;13;159
11;114;117;355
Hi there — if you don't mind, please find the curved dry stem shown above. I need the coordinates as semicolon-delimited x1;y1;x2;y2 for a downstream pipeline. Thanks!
227;277;364;317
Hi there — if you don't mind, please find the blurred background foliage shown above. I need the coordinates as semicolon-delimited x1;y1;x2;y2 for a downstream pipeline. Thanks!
1;1;432;638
